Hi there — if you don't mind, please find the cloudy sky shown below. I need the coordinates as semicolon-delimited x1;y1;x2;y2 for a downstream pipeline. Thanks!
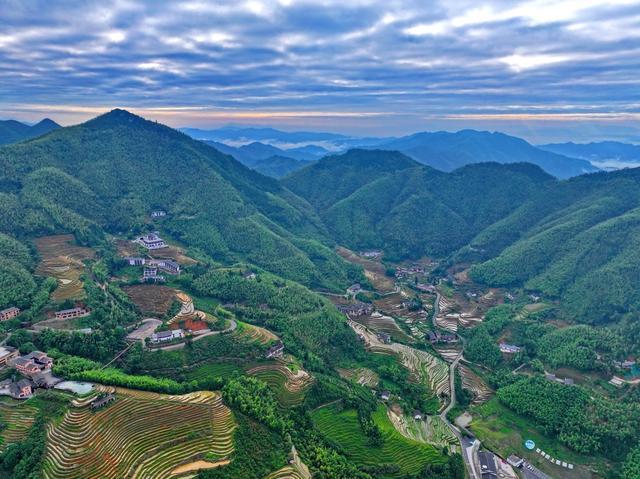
1;0;639;142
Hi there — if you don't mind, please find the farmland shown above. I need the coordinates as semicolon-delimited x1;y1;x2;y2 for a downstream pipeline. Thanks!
386;406;457;450
350;320;450;406
311;403;444;477
34;234;95;301
336;246;395;293
247;362;314;407
236;321;279;345
122;284;176;316
0;400;38;451
42;387;236;479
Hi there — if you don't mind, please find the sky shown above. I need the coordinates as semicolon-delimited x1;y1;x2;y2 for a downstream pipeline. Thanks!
1;0;639;143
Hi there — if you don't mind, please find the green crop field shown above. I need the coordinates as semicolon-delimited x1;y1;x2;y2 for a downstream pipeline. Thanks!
311;403;444;477
470;398;609;478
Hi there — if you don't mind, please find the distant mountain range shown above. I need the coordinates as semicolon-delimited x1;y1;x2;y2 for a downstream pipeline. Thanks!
374;130;598;179
201;140;311;178
184;126;600;179
0;118;60;145
539;141;640;170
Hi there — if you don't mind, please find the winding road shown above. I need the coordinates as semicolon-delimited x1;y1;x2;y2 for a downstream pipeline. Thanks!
431;287;481;479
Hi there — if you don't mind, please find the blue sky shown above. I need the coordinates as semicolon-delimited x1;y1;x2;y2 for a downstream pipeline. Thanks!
1;0;639;142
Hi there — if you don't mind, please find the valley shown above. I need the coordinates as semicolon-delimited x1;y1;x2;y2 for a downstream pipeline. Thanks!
0;110;638;479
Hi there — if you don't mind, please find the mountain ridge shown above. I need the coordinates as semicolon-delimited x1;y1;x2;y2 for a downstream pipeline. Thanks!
0;117;61;145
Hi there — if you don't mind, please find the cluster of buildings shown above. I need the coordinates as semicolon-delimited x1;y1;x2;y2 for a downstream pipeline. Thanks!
265;341;285;359
359;250;382;259
90;393;116;409
0;350;56;400
614;359;636;370
337;302;374;317
427;330;458;344
150;210;167;218
415;283;436;293
134;232;167;250
395;264;427;279
0;307;20;322
125;256;181;283
346;283;362;296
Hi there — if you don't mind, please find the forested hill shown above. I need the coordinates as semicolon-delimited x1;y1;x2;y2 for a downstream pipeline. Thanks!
0;109;360;290
284;150;553;259
467;167;640;323
284;149;640;322
0;118;60;145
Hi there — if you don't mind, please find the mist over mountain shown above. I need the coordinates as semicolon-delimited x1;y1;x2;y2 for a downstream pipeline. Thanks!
0;118;60;145
376;130;599;179
539;141;640;170
185;126;599;179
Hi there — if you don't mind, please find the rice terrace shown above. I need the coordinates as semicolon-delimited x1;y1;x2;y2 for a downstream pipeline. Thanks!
34;234;95;300
42;387;235;479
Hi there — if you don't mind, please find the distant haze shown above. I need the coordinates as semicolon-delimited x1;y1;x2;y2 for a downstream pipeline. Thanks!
0;1;639;143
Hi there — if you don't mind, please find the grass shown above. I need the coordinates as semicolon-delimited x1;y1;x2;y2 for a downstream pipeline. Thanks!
311;403;444;477
470;398;609;478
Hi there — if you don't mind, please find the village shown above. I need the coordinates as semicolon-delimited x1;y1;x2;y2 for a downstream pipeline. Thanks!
0;229;632;479
328;247;620;479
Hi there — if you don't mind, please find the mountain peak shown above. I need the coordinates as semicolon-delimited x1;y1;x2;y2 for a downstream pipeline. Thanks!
84;109;159;130
35;118;60;128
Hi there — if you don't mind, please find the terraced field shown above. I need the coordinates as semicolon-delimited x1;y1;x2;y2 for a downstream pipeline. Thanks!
353;312;413;343
247;363;313;407
460;364;492;404
265;466;308;479
42;388;235;479
387;408;457;451
236;322;279;345
0;400;38;451
336;367;379;387
350;321;450;405
123;284;176;315
312;403;444;477
34;234;95;300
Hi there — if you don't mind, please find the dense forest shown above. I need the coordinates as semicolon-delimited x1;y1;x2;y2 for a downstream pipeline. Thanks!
0;109;360;292
287;149;640;322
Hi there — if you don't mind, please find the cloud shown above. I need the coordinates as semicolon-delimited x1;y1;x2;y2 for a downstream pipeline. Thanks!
0;0;638;140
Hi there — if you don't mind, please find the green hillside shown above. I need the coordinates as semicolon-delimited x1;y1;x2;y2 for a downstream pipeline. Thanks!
0;109;360;290
469;169;640;322
286;151;552;259
285;149;640;322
